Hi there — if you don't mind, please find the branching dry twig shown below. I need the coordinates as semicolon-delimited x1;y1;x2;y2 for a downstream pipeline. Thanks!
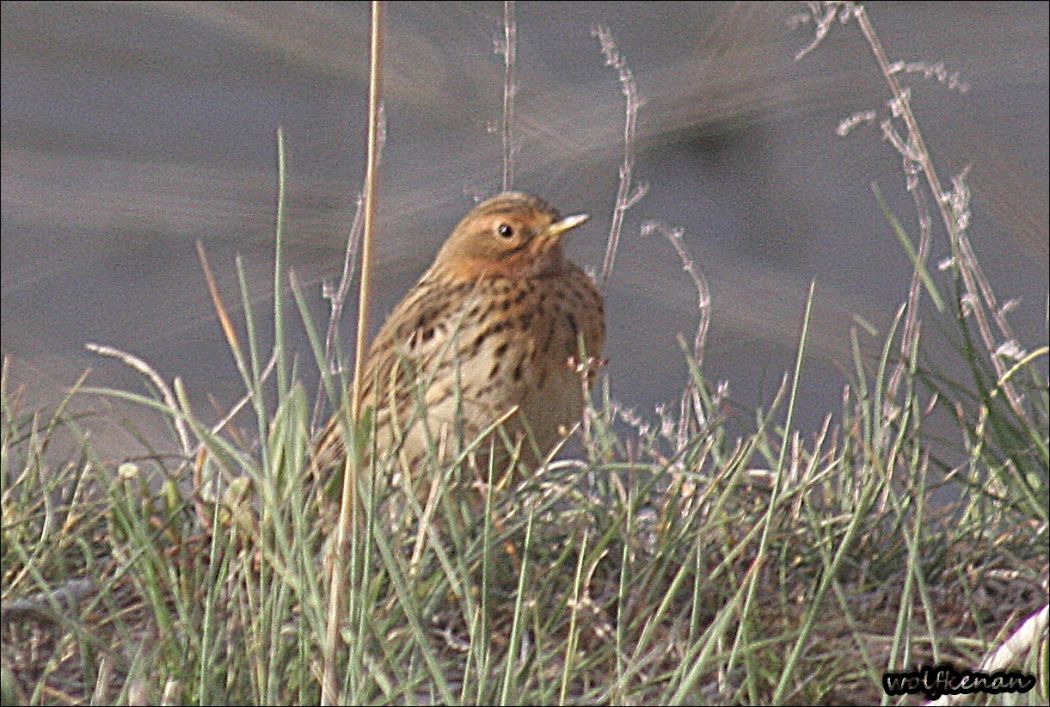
592;25;648;290
809;3;1030;423
312;196;365;431
853;3;1028;421
796;2;1031;426
641;221;712;448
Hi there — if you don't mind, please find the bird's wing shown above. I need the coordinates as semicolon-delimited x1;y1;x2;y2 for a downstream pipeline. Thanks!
312;270;475;469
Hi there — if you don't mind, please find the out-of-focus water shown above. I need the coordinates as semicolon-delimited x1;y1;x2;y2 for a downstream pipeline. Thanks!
2;2;1047;461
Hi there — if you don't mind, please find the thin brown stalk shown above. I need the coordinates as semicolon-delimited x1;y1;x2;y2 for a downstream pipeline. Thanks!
322;2;383;703
352;6;383;425
196;240;243;358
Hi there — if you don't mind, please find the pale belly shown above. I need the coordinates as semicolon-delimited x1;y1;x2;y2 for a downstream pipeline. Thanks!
388;269;603;475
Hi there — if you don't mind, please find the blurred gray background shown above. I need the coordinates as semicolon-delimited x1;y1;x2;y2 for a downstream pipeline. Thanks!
2;2;1047;461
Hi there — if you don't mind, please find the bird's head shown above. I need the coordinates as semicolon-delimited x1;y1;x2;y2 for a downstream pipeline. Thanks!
435;192;589;279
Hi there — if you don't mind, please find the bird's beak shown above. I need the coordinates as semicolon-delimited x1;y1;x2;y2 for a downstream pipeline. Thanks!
532;213;589;255
545;213;590;239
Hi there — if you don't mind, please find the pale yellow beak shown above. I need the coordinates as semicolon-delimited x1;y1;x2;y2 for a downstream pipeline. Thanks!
546;213;590;238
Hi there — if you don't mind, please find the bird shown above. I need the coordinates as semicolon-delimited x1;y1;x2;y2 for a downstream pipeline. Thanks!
313;192;605;505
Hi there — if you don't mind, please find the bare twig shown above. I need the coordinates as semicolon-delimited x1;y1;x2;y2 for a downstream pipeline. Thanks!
85;343;192;458
592;25;647;290
792;1;848;61
849;4;1028;421
499;0;516;191
313;104;386;431
797;3;1030;423
204;349;278;449
189;346;278;523
641;221;711;447
312;196;365;431
885;175;931;408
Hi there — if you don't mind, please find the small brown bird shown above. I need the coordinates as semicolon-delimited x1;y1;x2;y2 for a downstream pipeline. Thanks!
315;192;605;499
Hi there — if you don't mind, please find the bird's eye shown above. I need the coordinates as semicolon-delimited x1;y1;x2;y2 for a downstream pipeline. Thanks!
497;223;515;238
